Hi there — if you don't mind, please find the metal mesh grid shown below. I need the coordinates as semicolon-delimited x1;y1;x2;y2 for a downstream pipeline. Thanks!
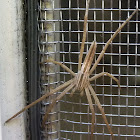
38;0;140;139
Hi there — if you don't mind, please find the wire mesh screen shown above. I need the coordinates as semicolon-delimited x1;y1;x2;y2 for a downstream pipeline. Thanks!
38;0;140;139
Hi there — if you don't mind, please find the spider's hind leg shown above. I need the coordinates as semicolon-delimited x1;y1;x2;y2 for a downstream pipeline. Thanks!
88;84;114;139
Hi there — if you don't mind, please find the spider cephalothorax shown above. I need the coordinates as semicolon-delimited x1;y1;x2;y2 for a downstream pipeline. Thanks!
5;0;138;139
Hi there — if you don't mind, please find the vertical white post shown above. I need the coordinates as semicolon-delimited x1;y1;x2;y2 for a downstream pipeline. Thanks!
0;0;26;140
0;107;2;140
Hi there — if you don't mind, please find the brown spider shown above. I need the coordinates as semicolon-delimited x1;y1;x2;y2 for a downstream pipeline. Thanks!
6;0;138;139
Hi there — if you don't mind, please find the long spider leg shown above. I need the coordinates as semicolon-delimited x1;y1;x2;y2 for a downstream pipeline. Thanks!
42;83;75;128
78;0;91;71
89;9;138;75
5;79;73;123
89;72;120;88
43;59;75;76
85;87;95;140
88;84;114;139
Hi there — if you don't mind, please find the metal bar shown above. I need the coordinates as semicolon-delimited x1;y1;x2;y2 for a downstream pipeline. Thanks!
27;0;41;139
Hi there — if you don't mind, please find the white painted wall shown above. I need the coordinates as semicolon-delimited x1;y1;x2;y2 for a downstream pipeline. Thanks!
0;0;26;140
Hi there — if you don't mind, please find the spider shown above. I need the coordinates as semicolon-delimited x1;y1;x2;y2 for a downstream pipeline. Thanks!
6;0;138;139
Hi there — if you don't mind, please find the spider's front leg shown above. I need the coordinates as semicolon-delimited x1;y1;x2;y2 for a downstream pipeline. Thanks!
78;0;91;71
89;9;138;75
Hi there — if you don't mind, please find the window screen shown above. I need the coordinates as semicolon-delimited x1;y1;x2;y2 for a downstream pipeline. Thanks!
36;0;140;139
